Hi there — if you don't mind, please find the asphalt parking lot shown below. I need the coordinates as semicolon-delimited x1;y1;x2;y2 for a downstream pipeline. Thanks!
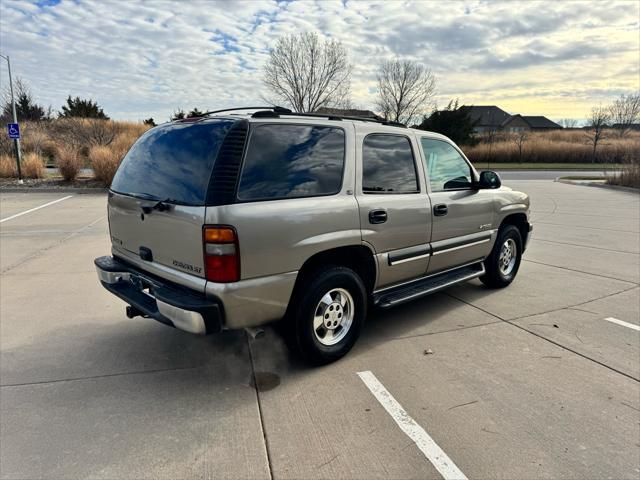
1;180;639;480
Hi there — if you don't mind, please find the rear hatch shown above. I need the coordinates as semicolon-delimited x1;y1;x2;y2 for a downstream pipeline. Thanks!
108;119;234;285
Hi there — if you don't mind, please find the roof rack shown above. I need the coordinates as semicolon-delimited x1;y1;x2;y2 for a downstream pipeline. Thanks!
252;110;406;127
198;105;406;127
199;106;293;116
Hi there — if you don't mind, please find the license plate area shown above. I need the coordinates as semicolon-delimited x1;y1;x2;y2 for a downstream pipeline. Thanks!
129;273;160;298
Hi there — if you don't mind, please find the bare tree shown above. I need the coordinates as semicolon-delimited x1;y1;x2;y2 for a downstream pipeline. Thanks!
585;105;611;162
510;130;528;163
609;92;640;137
559;118;578;128
263;32;352;113
1;77;51;122
375;59;436;124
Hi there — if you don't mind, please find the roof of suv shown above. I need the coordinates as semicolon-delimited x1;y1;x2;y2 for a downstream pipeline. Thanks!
171;109;446;138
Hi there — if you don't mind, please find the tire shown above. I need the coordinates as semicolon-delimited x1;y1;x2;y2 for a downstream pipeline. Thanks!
480;224;523;288
286;266;367;365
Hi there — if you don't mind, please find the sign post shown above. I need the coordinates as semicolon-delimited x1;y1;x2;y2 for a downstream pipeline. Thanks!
0;54;22;182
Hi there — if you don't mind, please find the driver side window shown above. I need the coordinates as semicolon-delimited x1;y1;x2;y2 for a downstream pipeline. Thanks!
421;138;472;192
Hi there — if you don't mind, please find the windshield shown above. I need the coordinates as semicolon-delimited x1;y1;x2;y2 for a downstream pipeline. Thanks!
111;120;233;205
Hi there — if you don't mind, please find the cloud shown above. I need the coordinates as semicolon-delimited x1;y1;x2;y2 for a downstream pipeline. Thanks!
0;0;637;121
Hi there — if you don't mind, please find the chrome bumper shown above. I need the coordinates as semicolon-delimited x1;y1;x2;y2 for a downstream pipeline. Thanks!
95;256;222;335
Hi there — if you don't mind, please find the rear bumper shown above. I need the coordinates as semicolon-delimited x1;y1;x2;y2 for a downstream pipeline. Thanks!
95;256;222;335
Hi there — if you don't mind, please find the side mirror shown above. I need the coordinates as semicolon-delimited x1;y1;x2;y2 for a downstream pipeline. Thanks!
477;170;501;189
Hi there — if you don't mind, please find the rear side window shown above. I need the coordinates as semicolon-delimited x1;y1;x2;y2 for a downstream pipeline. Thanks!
111;120;233;205
237;124;345;201
362;134;419;193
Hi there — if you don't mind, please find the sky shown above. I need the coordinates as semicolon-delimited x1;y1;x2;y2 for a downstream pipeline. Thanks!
0;0;638;123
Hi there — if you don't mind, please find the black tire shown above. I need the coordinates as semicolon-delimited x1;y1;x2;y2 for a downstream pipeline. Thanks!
286;266;367;365
480;224;523;288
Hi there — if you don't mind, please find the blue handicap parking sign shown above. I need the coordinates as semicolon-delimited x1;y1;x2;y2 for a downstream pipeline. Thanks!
7;123;20;139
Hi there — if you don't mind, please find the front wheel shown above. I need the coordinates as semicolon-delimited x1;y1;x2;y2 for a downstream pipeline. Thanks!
287;266;366;365
480;225;523;288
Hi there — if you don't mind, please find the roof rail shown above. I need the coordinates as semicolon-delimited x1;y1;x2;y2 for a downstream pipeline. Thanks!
249;108;406;127
199;106;292;116
196;105;407;127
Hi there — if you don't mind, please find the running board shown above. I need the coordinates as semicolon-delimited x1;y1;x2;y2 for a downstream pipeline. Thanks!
374;262;485;308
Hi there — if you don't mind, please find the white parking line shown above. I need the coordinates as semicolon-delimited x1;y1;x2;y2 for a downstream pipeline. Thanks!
0;195;73;224
604;317;640;332
357;370;468;480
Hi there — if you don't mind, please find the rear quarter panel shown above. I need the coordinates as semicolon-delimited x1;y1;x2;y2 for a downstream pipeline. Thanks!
205;118;361;279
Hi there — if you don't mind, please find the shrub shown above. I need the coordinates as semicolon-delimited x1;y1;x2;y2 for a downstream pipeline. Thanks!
56;144;84;181
110;132;137;160
41;139;60;162
608;159;640;188
21;153;45;178
0;154;17;177
21;124;49;156
89;145;120;186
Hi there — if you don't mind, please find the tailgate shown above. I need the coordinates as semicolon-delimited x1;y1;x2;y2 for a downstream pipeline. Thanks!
109;192;206;278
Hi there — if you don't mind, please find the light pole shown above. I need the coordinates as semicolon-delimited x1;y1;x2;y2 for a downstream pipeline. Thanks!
0;53;23;182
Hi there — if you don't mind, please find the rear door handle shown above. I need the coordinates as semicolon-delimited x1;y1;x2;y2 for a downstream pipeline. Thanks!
369;209;388;224
433;204;448;216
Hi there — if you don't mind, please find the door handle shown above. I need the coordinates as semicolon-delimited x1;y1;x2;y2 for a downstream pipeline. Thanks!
369;209;388;224
433;204;448;216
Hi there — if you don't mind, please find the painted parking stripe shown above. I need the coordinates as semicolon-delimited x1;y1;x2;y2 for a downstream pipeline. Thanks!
604;317;640;332
357;370;468;480
0;195;73;223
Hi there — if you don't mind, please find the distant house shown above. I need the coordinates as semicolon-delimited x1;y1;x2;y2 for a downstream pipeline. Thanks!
612;123;640;131
315;107;383;120
460;105;511;133
460;105;562;133
502;114;562;132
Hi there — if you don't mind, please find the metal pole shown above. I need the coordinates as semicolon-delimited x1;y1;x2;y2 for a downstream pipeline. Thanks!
1;54;22;182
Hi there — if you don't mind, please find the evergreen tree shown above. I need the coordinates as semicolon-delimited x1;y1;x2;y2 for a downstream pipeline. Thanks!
416;99;478;145
59;96;109;119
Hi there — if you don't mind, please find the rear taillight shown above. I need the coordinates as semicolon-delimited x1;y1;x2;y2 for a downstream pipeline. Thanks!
203;226;239;282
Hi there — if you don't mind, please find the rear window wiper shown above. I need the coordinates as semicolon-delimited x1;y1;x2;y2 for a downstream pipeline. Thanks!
140;198;180;213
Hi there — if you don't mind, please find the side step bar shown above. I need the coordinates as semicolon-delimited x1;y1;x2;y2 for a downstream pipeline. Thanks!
374;262;485;308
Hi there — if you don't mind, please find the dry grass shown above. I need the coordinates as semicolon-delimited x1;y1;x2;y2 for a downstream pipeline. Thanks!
0;154;17;178
21;153;46;179
57;144;84;181
607;159;640;188
0;119;150;182
462;130;640;164
89;145;120;186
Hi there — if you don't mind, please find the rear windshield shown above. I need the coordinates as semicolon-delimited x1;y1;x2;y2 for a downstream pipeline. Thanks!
111;120;233;205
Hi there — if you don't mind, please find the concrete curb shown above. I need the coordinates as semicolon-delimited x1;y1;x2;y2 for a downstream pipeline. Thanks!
556;178;639;194
0;187;107;194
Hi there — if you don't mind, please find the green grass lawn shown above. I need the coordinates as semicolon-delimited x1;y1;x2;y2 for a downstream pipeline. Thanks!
470;163;624;170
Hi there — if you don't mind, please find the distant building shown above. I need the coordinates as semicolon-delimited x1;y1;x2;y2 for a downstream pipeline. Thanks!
315;107;383;120
460;105;562;133
611;123;640;131
460;105;511;133
502;114;562;132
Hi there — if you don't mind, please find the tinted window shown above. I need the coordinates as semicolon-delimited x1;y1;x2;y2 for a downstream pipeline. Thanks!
421;138;472;191
237;125;345;201
362;135;418;193
111;120;232;205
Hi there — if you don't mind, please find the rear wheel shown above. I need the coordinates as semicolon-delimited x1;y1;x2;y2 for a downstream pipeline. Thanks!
480;225;522;288
287;266;366;365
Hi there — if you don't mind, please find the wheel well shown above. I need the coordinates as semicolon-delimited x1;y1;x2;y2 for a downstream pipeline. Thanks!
500;213;529;243
294;245;377;295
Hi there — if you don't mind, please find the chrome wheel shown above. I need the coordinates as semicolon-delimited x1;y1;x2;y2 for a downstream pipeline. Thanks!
313;288;354;346
499;238;517;276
